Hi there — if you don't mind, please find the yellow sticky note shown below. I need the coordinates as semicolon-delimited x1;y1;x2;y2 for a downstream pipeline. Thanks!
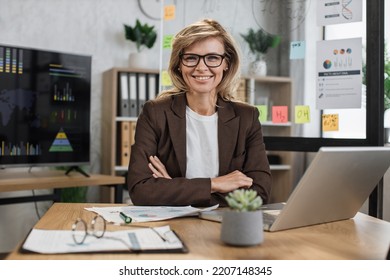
256;105;268;122
322;114;339;131
164;5;176;21
272;106;288;123
161;70;172;86
163;35;174;49
295;105;310;124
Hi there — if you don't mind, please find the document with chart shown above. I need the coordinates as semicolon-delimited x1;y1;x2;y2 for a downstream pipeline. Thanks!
85;204;219;224
316;37;362;109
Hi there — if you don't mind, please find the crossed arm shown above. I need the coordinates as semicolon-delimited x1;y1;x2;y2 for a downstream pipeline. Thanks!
148;155;253;193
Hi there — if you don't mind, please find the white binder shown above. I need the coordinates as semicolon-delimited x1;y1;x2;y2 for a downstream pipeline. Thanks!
128;73;138;117
137;73;147;115
147;74;157;100
119;73;130;117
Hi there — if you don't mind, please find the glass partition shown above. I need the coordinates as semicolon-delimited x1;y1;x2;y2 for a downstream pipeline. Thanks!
159;0;376;152
157;0;384;215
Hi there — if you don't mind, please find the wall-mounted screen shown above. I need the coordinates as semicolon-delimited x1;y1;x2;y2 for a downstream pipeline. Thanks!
0;45;91;168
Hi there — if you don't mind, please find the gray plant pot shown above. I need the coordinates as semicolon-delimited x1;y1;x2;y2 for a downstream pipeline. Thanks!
220;210;264;246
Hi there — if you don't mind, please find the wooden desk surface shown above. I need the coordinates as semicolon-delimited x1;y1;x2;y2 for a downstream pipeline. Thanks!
0;170;125;192
6;203;390;260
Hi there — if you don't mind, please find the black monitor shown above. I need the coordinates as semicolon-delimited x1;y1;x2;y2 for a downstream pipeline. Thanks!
0;45;91;170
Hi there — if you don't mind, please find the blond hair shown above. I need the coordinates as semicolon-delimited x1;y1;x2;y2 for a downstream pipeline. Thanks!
158;19;241;100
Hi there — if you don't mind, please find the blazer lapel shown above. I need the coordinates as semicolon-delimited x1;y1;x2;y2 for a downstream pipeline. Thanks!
217;98;239;175
166;94;187;176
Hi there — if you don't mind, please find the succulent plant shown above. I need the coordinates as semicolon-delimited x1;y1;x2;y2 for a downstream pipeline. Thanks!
225;189;263;212
124;19;157;53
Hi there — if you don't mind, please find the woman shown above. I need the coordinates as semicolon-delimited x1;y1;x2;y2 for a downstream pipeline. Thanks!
127;19;272;207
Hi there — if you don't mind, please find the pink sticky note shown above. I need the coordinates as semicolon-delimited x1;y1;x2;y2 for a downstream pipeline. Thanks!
272;106;288;123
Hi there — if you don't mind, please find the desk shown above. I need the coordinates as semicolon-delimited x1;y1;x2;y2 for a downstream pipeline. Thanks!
6;203;390;260
0;170;125;204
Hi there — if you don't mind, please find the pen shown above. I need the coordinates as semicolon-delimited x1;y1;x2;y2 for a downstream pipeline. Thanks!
119;212;132;224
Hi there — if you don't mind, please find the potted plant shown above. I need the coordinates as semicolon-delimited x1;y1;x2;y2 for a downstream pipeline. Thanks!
54;166;88;202
123;19;157;68
381;46;390;142
220;189;264;246
240;28;280;77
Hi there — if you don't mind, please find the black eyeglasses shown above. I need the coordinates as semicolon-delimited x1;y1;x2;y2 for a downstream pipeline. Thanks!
180;53;225;68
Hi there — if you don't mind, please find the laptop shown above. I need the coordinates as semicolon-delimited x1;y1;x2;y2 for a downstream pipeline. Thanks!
199;146;390;232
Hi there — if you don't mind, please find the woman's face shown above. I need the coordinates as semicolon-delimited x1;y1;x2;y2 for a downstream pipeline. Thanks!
179;37;227;97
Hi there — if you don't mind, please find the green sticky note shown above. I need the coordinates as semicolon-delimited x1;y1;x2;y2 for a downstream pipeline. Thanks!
163;35;174;49
256;105;268;122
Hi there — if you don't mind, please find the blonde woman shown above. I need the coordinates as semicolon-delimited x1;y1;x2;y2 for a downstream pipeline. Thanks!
127;19;271;206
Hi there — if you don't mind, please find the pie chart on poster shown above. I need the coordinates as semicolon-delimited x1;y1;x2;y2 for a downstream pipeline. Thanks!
323;60;332;69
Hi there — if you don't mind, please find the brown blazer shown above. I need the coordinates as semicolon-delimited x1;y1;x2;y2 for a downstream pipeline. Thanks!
127;93;272;207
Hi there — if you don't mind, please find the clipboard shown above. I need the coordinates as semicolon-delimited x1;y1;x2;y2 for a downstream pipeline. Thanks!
130;230;188;254
21;226;188;254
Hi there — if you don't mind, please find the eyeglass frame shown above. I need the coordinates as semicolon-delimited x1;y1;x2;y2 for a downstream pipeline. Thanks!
71;215;106;245
179;53;226;68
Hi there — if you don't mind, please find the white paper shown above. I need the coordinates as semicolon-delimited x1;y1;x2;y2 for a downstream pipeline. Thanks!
317;0;362;26
85;204;219;224
22;225;183;254
316;38;362;109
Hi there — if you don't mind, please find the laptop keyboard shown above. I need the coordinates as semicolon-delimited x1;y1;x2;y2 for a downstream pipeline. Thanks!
263;210;280;227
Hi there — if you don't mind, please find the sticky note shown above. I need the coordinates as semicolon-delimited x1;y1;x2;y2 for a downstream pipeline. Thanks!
290;41;305;60
295;105;310;123
322;114;339;131
256;105;268;122
164;5;176;21
272;106;288;123
163;35;174;49
161;70;172;86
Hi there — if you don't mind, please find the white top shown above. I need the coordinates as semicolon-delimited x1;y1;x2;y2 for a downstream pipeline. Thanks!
185;106;219;179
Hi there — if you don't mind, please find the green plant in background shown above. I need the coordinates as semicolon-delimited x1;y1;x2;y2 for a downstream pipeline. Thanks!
124;19;157;53
225;189;263;212
362;43;390;110
60;187;87;203
384;45;390;110
54;166;88;202
240;28;281;60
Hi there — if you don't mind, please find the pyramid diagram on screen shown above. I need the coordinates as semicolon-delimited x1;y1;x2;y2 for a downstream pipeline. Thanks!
49;128;73;152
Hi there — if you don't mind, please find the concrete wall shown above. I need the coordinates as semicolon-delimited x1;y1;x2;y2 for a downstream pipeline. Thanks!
0;0;161;253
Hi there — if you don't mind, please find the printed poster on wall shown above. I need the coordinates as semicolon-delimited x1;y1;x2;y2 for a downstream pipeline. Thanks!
316;37;362;110
317;0;362;26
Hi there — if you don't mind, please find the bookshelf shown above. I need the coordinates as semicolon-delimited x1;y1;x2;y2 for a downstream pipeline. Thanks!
101;67;159;201
243;76;294;202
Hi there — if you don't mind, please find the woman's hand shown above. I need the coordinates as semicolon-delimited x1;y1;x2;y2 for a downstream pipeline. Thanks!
148;156;172;179
210;170;253;193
